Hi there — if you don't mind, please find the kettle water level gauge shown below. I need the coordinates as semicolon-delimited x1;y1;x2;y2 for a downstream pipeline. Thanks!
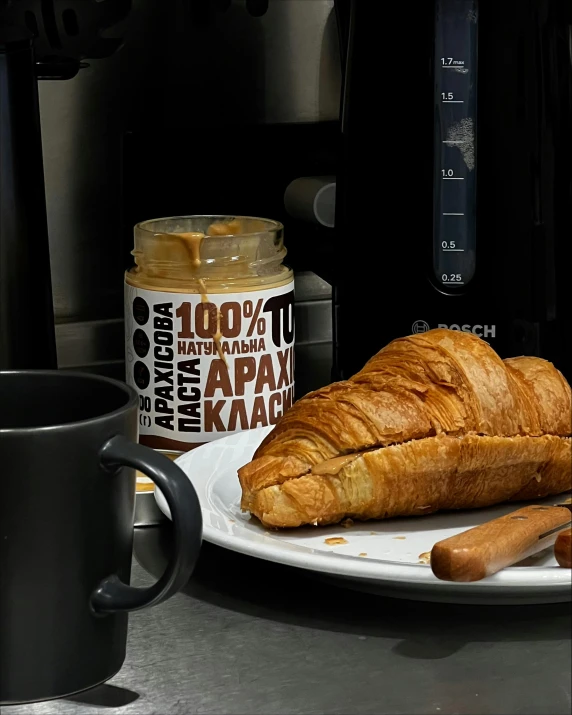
433;0;477;292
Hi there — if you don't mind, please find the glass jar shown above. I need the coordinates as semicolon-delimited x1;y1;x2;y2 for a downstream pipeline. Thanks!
124;216;295;454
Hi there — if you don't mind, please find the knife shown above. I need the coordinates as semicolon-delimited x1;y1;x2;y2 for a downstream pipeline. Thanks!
555;528;572;568
430;499;572;582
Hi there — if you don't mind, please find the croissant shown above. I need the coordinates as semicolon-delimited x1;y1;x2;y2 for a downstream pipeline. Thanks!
238;329;571;528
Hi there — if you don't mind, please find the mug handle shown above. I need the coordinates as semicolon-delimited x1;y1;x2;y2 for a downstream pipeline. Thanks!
90;435;202;614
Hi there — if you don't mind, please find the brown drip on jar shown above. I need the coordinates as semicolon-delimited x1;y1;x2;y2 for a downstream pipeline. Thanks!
174;231;205;269
173;225;233;368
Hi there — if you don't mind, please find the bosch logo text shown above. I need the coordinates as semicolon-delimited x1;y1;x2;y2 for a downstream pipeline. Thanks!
438;324;496;338
412;321;496;338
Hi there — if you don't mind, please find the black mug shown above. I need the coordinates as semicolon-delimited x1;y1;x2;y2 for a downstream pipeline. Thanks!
0;371;202;705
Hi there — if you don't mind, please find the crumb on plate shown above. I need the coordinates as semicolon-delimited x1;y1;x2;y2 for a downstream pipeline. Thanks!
325;537;349;546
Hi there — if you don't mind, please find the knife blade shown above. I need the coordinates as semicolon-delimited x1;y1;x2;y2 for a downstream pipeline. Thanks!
555;528;572;568
430;498;572;582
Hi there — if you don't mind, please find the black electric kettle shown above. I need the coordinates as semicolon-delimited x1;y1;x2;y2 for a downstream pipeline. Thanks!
331;0;572;380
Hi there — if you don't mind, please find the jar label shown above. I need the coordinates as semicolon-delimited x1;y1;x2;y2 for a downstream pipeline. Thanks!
125;280;295;451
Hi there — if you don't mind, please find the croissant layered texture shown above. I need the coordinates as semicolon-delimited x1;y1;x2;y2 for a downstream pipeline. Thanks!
238;329;572;528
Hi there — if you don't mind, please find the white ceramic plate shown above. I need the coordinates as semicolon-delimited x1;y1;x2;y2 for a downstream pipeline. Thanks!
155;427;572;605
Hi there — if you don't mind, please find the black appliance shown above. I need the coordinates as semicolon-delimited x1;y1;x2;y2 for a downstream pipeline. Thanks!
333;0;572;381
0;25;56;369
0;0;130;370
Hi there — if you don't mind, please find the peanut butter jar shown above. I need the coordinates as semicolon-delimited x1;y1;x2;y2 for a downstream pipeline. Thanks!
125;216;295;454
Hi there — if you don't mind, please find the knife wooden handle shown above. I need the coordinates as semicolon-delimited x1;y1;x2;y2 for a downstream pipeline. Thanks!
431;505;571;582
555;528;572;568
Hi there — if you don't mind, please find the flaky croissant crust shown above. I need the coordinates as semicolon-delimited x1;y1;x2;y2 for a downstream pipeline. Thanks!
238;329;572;528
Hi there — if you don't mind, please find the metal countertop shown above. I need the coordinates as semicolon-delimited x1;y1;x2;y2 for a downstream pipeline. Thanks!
5;525;571;715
